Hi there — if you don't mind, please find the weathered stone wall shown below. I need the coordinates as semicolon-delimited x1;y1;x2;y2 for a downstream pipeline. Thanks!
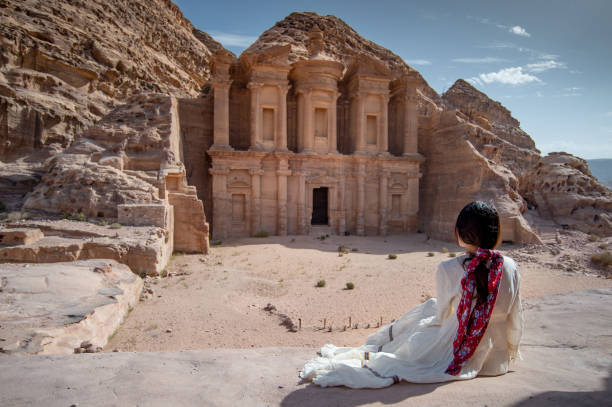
418;111;540;244
177;97;214;234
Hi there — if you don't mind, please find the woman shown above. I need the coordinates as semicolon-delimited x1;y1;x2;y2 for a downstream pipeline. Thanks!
300;201;523;388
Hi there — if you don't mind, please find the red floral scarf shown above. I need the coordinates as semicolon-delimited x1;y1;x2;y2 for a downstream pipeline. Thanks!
446;248;504;375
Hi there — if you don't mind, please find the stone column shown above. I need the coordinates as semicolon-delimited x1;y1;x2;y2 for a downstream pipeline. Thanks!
356;161;366;235
295;170;306;234
276;84;289;151
302;89;314;153
355;94;365;153
276;158;291;236
249;168;263;236
338;174;346;235
210;79;233;150
329;92;339;153
404;94;418;155
379;94;389;154
248;82;262;151
379;170;389;236
209;166;230;240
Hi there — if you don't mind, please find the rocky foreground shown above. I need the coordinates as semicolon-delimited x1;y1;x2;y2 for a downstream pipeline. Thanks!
1;289;610;406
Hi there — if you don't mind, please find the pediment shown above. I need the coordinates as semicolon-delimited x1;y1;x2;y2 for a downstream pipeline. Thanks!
227;175;251;188
241;45;291;72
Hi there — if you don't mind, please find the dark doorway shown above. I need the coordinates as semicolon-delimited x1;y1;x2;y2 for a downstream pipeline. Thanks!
311;187;329;225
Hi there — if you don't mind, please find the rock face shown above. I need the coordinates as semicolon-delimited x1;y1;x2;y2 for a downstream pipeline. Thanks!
0;0;220;157
22;92;209;254
521;152;612;235
441;79;541;178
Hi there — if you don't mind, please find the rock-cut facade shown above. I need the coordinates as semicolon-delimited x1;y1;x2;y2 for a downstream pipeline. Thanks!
206;28;423;239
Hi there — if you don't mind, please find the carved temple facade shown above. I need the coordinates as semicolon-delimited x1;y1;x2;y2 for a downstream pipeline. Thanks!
207;28;424;240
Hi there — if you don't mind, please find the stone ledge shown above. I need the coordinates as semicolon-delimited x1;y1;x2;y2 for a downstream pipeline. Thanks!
0;259;142;355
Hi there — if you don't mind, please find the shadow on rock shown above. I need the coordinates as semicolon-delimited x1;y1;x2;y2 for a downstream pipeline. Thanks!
280;381;446;407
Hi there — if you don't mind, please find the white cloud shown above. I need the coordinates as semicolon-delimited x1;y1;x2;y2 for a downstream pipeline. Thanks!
509;26;531;37
605;111;612;117
470;67;541;86
536;91;543;97
564;87;582;91
208;31;258;48
539;54;559;60
526;60;566;73
452;57;507;63
405;59;432;66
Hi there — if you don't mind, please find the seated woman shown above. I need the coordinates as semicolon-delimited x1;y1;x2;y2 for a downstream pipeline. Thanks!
300;201;523;388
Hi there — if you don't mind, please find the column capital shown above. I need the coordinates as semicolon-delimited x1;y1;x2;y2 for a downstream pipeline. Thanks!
404;93;418;103
380;170;391;179
276;83;291;93
249;168;264;176
292;170;308;177
210;78;233;89
276;169;292;177
247;82;264;89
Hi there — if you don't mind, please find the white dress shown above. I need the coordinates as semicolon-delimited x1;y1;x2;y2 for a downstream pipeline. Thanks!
300;255;523;388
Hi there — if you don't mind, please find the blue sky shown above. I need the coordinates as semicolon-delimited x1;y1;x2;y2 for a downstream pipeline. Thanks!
175;0;612;159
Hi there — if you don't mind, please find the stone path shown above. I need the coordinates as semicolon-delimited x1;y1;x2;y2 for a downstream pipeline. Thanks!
0;289;610;406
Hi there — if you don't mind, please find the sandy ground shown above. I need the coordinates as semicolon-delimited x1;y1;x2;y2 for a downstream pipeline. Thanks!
106;230;612;352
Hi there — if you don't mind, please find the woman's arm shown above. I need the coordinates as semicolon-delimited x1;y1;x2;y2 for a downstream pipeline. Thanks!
506;270;523;360
435;262;454;323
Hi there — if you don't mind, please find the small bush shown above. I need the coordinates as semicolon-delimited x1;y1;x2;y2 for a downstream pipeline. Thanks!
588;234;599;242
346;282;355;290
441;247;449;253
449;252;457;258
388;253;397;260
316;279;326;288
7;211;28;222
109;223;122;229
98;220;109;226
591;252;612;267
64;212;87;222
338;245;350;254
427;252;435;257
351;248;359;252
599;244;608;250
254;230;269;238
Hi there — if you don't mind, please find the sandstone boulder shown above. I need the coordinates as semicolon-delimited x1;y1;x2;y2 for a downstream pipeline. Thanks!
0;259;142;355
23;153;160;219
521;152;612;235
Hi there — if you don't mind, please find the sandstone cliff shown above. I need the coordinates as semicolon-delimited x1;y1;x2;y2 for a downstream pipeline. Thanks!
0;0;220;157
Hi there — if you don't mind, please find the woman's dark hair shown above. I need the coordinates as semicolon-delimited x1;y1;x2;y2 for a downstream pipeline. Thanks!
455;201;501;303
